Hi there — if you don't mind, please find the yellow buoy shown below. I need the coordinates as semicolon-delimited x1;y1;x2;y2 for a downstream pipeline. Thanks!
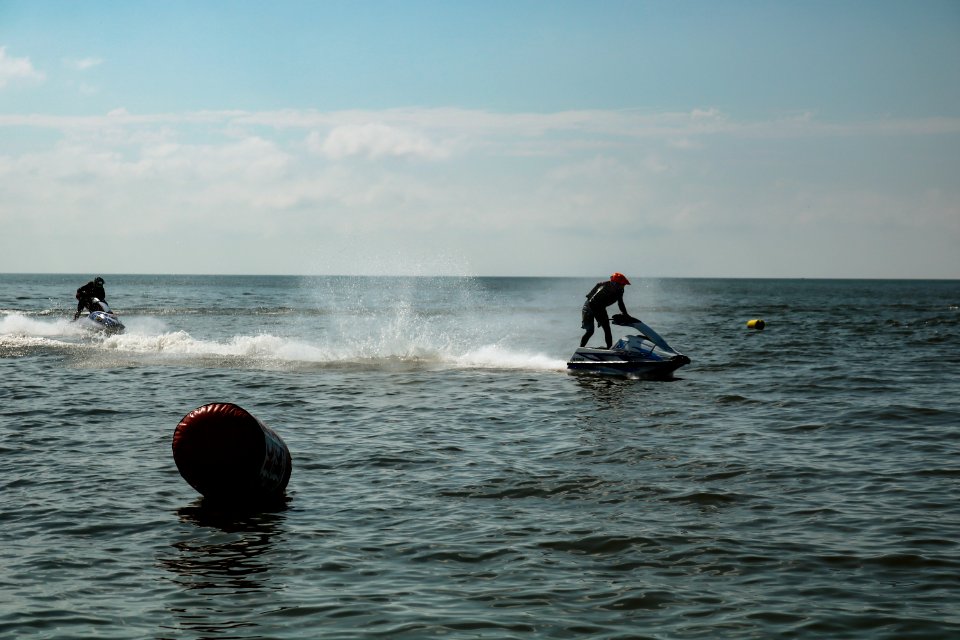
746;319;765;330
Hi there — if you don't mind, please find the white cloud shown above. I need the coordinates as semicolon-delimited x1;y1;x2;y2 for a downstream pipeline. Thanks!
0;106;957;277
3;107;960;144
308;122;450;160
691;108;721;120
667;137;701;150
63;56;104;71
0;46;45;87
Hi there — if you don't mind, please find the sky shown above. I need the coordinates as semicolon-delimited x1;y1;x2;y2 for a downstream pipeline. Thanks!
1;0;958;278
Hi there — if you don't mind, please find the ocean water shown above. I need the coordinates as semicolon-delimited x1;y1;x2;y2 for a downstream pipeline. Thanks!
1;273;958;639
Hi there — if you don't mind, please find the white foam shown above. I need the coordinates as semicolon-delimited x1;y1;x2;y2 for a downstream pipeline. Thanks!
121;316;171;335
100;330;299;358
455;344;567;371
2;308;567;373
0;334;71;349
0;313;82;337
91;328;564;372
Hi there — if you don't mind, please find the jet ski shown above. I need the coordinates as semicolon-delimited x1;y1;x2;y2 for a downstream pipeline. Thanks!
77;298;125;334
567;313;690;378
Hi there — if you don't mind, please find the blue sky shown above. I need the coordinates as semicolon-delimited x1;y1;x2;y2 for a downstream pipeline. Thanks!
1;0;958;277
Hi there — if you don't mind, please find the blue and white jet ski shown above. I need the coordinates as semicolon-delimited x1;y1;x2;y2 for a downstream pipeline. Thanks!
567;313;690;378
77;298;125;334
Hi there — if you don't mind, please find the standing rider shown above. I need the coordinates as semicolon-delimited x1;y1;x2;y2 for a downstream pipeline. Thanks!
74;276;107;320
580;272;634;349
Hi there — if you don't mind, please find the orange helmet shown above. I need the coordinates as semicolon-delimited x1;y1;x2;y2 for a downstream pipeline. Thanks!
610;272;631;285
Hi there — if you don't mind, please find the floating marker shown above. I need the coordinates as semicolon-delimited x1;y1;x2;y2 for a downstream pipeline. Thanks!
746;319;766;330
172;403;292;503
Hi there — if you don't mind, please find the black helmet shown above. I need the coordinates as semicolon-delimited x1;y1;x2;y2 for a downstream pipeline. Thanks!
94;277;104;285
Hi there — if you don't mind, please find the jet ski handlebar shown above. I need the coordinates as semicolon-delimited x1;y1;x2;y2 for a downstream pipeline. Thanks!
611;313;642;327
611;313;680;355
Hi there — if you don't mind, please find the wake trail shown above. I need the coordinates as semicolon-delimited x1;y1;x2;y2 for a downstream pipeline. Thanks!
2;314;566;372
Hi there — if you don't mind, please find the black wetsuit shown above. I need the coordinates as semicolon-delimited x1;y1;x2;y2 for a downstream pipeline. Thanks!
75;281;106;318
580;281;628;348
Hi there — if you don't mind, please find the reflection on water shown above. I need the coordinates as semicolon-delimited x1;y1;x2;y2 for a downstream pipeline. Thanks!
572;373;639;411
157;499;290;639
163;498;288;593
177;496;290;532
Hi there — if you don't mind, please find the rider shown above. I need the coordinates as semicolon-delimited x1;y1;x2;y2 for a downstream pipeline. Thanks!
74;277;107;320
580;272;634;349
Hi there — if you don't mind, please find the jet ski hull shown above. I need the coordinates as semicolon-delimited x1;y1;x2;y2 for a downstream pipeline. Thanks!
79;311;125;334
567;314;690;378
567;348;690;378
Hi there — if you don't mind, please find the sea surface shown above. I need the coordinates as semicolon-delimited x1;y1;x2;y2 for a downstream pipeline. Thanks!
1;274;958;639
